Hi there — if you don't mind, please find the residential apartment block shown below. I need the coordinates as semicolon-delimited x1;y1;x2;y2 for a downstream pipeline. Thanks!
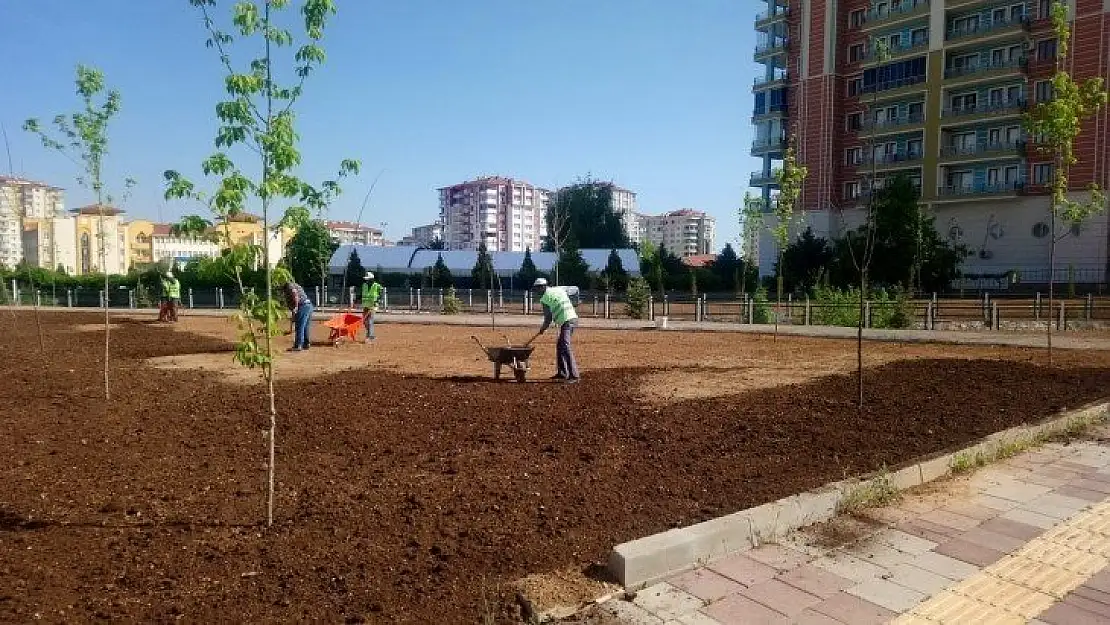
638;209;717;256
752;0;1110;283
400;222;444;247
439;177;549;252
0;176;65;269
326;220;384;247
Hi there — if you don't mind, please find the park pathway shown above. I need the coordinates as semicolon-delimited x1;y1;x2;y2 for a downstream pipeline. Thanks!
586;424;1110;624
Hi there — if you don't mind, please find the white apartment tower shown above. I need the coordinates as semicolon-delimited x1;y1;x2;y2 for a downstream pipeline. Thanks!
639;209;717;257
0;176;66;269
439;177;549;252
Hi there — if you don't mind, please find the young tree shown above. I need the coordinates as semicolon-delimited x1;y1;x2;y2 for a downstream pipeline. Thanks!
769;137;808;338
557;243;590;287
164;0;358;527
430;253;453;288
781;228;834;293
471;242;494;289
286;219;337;289
24;65;134;399
546;178;631;250
713;243;743;293
544;191;572;283
343;248;365;301
602;249;628;291
739;192;764;298
515;247;541;287
1022;0;1107;364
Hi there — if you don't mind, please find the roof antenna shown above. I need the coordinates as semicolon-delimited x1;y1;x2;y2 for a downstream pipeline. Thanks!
1;122;13;176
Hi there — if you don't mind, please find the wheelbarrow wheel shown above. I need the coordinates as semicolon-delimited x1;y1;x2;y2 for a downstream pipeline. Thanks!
513;367;527;383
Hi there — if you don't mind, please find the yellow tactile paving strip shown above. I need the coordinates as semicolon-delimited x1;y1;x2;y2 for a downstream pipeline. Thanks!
892;499;1110;624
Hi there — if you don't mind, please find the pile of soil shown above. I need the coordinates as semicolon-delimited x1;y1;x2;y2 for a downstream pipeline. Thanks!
2;312;1109;623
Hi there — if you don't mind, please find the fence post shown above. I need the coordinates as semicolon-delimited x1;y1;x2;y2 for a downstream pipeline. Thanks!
486;289;492;313
382;287;389;311
36;290;42;307
438;288;444;310
99;290;106;309
523;291;528;315
1035;292;1042;321
787;294;793;324
604;293;611;319
991;301;999;331
348;286;355;308
468;288;473;309
982;292;990;321
498;289;503;310
593;295;599;317
66;289;73;308
216;287;224;309
1058;301;1065;331
128;290;135;309
865;300;872;328
188;288;194;309
416;288;422;311
804;296;811;326
10;280;16;303
649;295;655;321
663;294;670;317
1086;293;1093;321
322;285;329;307
926;301;934;330
408;288;413;310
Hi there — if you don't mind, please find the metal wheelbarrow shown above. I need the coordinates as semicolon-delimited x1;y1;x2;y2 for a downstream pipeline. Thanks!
471;336;534;382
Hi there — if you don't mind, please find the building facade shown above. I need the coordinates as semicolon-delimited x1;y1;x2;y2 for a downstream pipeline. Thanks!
400;222;444;247
72;205;130;275
0;176;66;268
638;209;718;256
439;177;549;252
326;220;384;247
752;0;1110;283
151;224;221;267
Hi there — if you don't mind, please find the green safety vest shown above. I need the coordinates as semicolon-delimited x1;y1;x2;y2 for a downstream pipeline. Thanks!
541;286;578;326
361;282;383;307
163;278;181;299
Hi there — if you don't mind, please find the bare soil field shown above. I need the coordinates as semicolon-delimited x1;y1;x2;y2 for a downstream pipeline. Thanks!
2;311;1110;623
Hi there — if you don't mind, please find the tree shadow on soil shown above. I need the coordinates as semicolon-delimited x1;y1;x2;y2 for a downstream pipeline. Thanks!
0;507;257;532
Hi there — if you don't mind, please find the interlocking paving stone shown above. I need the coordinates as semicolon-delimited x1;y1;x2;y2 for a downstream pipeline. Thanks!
906;550;982;581
739;579;821;617
933;538;1006;567
841;542;914;569
668;568;745;603
811;591;896;625
811;553;890;585
702;593;787;625
706;553;778;588
976;516;1045;541
1054;484;1109;502
918;509;982;532
941;501;1001;521
982;480;1054;504
886;562;959;595
788;609;843;625
1069;478;1110;495
663;611;723;625
1001;507;1064;530
873;528;938;555
743;543;811;572
970;494;1022;512
895;520;958;544
1071;585;1110;608
1063;593;1110;618
954;526;1029;554
774;565;854;600
1084;568;1110;593
1025;493;1096;519
846;577;926;613
1039;601;1107;625
634;584;707;622
596;599;666;624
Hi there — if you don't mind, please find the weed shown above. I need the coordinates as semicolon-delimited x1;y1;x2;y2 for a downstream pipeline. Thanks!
837;467;902;515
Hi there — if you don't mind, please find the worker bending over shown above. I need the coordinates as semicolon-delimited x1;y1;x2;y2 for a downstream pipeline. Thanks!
530;278;580;383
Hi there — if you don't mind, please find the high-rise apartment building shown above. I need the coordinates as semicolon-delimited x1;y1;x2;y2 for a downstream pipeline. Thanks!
400;222;444;247
638;209;718;256
0;175;65;268
558;181;641;244
752;0;1110;283
326;221;385;247
439;177;549;252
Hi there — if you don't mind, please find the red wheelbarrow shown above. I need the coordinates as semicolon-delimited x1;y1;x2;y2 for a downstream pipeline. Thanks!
471;336;534;382
325;311;364;346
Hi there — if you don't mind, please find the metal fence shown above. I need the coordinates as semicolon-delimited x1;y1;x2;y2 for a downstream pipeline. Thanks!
5;279;1109;330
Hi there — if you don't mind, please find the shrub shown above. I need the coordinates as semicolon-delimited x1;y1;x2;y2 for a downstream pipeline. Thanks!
442;287;462;315
752;287;773;324
810;286;914;329
625;278;650;319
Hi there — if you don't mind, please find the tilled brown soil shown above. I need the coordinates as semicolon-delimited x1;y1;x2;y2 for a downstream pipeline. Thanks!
2;312;1110;623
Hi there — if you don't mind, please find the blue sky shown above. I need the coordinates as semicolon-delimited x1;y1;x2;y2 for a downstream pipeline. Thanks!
1;0;761;248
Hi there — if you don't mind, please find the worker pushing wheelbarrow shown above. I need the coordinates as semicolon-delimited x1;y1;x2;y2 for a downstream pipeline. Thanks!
471;336;534;382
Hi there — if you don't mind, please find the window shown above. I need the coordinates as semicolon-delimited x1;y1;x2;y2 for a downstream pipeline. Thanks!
876;2;889;17
1010;3;1025;21
886;33;902;50
908;101;924;121
845;147;863;165
1008;45;1023;62
911;27;928;46
874;105;898;124
1006;84;1023;103
989;87;1005;105
993;7;1008;23
907;138;923;157
1038;0;1052;19
847;112;863;130
991;48;1005;66
989;128;1002;144
1005;125;1021;144
1037;38;1057;61
988;168;1001;185
953;132;977;150
848;77;864;96
1034;163;1054;184
1035;80;1054;102
951;92;977;112
850;43;866;63
1004;166;1019;184
947;170;973;189
850;9;866;27
951;14;981;35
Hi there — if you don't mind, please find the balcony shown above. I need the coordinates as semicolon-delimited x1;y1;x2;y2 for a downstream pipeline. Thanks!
753;73;790;91
755;5;789;28
858;0;930;31
751;136;786;155
939;139;1025;162
754;37;790;61
749;171;779;186
941;98;1027;120
944;56;1027;81
858;37;930;66
946;15;1030;42
752;103;789;121
858;74;928;100
937;180;1025;198
860;149;926;168
861;110;926;133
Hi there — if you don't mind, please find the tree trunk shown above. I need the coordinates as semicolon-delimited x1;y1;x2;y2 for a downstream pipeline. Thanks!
857;270;867;409
1047;210;1056;366
100;208;110;400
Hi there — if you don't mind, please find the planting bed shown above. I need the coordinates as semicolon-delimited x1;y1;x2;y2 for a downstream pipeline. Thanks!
2;312;1110;623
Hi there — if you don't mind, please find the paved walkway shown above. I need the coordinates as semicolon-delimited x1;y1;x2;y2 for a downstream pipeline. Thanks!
588;426;1110;624
14;306;1110;350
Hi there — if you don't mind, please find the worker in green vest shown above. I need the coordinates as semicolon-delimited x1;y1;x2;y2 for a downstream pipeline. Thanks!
360;271;383;343
529;277;580;383
161;270;181;323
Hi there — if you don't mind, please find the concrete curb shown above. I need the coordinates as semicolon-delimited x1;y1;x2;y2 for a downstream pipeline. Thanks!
607;400;1110;589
